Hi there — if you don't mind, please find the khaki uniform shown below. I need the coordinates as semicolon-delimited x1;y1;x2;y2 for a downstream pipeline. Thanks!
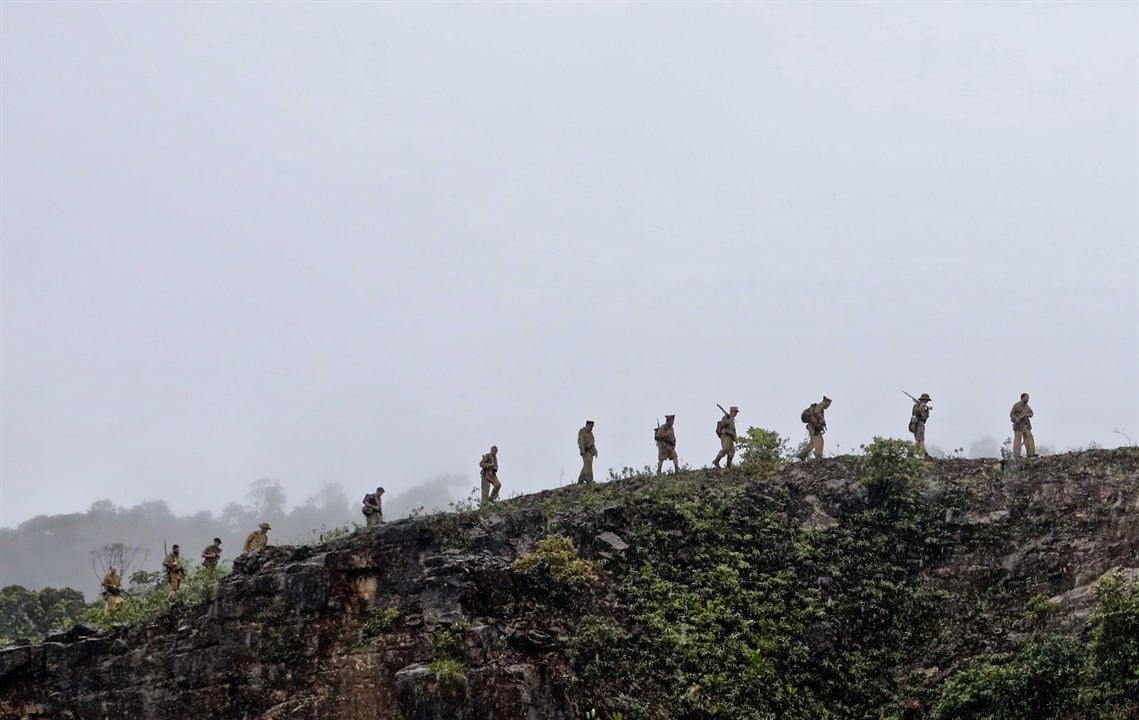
362;493;384;527
911;401;931;457
578;426;597;484
101;570;124;613
162;552;186;598
243;529;269;554
201;542;222;570
713;413;737;468
480;451;501;504
655;421;678;474
797;403;828;461
1010;399;1035;458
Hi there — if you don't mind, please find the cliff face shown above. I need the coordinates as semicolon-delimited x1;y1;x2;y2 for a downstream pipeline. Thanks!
2;448;1137;720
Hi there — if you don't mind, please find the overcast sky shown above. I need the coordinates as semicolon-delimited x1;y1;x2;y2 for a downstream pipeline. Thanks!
1;1;1135;528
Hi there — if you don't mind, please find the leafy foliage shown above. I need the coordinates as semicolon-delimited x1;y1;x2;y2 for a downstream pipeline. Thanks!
80;562;231;631
931;636;1083;720
570;439;950;719
513;536;599;590
359;606;401;642
428;657;465;683
737;427;794;466
0;585;88;645
1080;571;1139;711
928;574;1139;720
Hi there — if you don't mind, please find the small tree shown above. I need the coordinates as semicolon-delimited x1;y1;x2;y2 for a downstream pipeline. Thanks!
90;543;148;587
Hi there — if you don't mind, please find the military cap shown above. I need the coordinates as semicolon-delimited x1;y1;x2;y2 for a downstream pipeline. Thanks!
213;537;222;544
730;406;739;412
172;544;180;550
259;522;271;530
822;396;832;402
919;393;931;401
586;420;595;425
665;414;675;420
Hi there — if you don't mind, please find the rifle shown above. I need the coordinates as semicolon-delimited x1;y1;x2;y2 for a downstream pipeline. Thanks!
716;403;728;417
903;391;931;407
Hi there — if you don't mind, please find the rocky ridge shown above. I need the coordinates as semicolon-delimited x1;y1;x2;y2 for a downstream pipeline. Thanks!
2;448;1137;720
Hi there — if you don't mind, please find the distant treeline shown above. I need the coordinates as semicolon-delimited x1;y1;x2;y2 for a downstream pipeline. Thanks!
0;474;469;598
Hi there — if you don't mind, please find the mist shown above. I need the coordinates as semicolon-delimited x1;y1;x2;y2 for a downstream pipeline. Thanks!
1;3;1135;533
0;474;469;598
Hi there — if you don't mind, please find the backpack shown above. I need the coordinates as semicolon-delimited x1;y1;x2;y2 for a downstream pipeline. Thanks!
800;406;812;424
907;416;918;434
715;420;724;437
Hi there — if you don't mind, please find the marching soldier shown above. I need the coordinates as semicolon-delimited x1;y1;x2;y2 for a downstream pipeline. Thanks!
242;522;272;554
162;545;186;599
577;421;597;484
797;396;832;461
362;487;385;527
480;446;501;505
1010;392;1036;458
101;566;125;614
201;538;222;570
713;406;738;468
655;415;679;475
909;393;932;458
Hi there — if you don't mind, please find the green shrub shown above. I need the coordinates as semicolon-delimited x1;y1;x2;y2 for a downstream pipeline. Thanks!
859;437;927;508
513;536;599;588
738;427;793;466
359;606;401;642
430;623;467;660
1080;571;1139;711
1024;593;1059;620
931;636;1083;719
428;656;465;683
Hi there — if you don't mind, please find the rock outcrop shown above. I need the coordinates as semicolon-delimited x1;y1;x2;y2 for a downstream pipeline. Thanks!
2;448;1137;719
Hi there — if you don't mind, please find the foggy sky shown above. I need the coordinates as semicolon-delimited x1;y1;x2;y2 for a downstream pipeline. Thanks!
2;1;1136;528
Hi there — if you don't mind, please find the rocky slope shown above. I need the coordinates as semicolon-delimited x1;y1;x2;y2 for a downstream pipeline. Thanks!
2;447;1137;720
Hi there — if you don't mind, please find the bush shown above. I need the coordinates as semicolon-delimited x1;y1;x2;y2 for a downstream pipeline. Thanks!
859;437;926;505
429;656;465;682
1081;571;1139;711
931;573;1139;720
737;427;793;466
931;636;1083;719
513;536;599;589
359;606;401;642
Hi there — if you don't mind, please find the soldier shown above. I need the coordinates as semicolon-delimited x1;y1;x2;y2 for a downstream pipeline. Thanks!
100;565;125;614
577;421;597;484
655;415;679;475
242;522;271;554
362;487;385;527
201;538;222;571
1010;392;1036;458
712;406;739;468
479;446;501;505
162;545;186;599
797;396;832;461
909;393;932;458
